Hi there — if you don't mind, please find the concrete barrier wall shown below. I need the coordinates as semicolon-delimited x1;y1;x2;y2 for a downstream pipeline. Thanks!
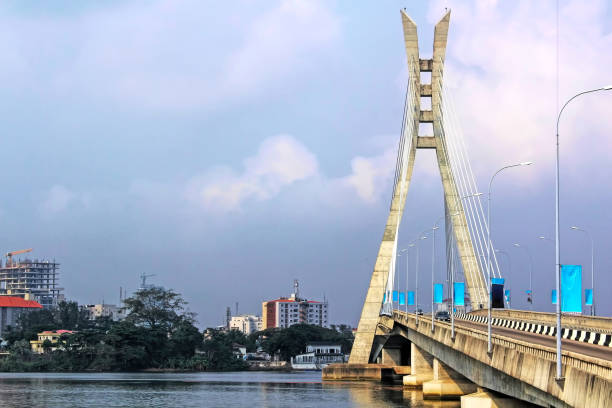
456;313;612;348
469;309;612;334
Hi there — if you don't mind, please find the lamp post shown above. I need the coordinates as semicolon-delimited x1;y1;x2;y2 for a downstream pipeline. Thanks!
415;232;428;327
400;248;409;313
555;86;611;379
570;226;595;316
431;213;459;332
512;243;533;310
495;249;511;308
487;162;533;353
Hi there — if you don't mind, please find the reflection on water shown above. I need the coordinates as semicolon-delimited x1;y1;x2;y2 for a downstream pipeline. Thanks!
0;372;460;407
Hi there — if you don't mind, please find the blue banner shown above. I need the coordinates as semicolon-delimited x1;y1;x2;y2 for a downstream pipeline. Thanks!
561;264;582;313
407;291;415;306
504;289;511;301
551;289;557;304
393;290;398;302
434;284;443;304
492;278;505;285
453;282;465;306
585;289;593;306
383;292;386;303
399;292;406;305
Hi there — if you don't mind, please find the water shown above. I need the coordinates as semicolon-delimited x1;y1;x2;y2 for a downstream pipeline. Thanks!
0;371;461;407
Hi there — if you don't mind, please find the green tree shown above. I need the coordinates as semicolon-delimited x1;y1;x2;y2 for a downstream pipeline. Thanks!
201;329;247;371
123;287;194;332
254;324;354;361
55;301;90;330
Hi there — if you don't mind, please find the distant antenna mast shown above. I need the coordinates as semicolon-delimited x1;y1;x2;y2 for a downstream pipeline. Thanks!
226;306;231;329
293;279;299;300
235;302;239;316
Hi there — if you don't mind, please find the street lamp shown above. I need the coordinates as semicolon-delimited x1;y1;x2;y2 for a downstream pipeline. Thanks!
512;243;533;310
495;249;511;308
399;248;408;313
487;161;533;353
555;86;611;379
407;243;416;314
431;212;460;332
570;226;595;316
415;232;428;327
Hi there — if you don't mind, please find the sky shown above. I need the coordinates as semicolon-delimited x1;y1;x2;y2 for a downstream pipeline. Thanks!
0;0;610;327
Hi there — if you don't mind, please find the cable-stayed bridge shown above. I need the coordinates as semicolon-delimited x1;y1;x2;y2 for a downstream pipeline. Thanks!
324;10;612;408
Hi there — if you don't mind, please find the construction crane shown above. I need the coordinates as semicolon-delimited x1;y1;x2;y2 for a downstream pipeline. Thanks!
139;272;156;290
5;248;32;268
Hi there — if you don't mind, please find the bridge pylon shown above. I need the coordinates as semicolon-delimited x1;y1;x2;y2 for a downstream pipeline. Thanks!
349;10;488;364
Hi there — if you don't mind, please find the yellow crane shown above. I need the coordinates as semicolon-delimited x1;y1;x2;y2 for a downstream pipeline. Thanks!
5;248;32;267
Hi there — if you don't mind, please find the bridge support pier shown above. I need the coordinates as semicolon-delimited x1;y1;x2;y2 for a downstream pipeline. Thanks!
422;358;478;399
461;390;527;407
403;343;434;387
381;347;402;365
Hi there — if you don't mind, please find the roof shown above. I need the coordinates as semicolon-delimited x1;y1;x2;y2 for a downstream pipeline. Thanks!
267;298;321;304
0;296;42;309
307;341;341;346
40;330;75;335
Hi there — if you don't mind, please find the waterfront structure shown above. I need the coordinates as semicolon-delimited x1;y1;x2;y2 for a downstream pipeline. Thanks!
229;314;262;334
291;342;347;370
0;254;63;308
30;329;75;353
81;304;126;321
0;296;42;338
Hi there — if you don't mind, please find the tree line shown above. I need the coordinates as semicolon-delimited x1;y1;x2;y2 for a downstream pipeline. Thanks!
0;287;354;372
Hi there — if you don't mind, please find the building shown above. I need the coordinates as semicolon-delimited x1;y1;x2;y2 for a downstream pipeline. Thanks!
262;281;328;329
291;341;347;370
229;314;262;334
30;329;75;353
0;253;63;308
0;296;43;338
82;304;126;321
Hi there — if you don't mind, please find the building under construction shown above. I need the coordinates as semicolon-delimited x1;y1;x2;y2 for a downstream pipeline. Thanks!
0;249;63;309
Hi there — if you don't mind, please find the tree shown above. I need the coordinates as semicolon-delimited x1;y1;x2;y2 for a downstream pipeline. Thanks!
254;324;355;361
201;329;247;371
168;319;202;359
55;301;90;330
123;287;195;332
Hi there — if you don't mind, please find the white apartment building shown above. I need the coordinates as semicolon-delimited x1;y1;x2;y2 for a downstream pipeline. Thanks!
262;297;328;329
82;304;126;321
229;314;262;334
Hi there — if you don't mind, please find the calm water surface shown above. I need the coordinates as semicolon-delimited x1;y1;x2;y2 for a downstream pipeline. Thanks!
0;371;461;407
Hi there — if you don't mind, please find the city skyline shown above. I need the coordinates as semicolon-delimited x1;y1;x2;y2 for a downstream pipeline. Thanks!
0;1;610;327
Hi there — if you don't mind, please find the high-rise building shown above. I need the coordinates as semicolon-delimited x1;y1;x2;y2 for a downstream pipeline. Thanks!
262;281;328;329
229;314;262;334
0;256;63;309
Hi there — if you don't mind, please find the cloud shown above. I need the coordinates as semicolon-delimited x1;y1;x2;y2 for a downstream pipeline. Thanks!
39;185;77;216
424;0;612;180
341;148;397;203
189;135;318;212
0;0;341;111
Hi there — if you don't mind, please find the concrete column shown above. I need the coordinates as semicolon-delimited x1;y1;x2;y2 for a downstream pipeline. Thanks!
381;347;402;366
422;358;477;399
403;343;434;387
461;391;525;407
